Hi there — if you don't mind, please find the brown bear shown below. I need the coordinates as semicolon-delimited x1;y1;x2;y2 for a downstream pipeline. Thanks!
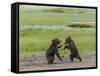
46;38;62;64
64;36;82;62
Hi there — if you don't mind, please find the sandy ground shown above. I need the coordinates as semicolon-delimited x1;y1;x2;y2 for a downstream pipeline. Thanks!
19;53;96;72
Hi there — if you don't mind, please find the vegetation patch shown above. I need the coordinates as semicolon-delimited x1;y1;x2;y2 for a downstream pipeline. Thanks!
67;24;95;28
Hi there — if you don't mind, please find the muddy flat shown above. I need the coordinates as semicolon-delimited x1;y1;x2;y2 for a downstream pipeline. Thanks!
19;53;96;72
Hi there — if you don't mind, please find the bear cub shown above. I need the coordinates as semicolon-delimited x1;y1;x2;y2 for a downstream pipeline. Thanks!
46;38;63;64
64;36;82;62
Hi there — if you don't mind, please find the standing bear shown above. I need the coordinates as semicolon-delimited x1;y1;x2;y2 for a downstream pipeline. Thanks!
64;36;82;62
46;38;63;64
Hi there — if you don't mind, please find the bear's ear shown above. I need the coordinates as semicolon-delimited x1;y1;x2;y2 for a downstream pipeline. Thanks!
52;39;54;43
68;36;71;39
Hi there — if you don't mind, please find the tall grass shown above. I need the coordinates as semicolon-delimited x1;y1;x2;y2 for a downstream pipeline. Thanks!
19;6;96;26
19;6;96;57
20;27;96;56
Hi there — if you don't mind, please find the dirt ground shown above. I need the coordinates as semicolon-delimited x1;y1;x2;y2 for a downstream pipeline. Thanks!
19;53;96;72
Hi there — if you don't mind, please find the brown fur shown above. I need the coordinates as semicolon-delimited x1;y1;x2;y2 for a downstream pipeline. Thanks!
46;38;62;64
64;36;82;62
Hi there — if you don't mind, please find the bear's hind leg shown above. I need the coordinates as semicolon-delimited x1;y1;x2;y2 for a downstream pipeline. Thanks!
48;56;54;64
76;55;82;62
70;54;74;62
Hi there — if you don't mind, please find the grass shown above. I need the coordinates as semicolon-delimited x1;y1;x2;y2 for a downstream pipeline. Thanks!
19;5;96;57
20;28;96;56
67;24;95;28
19;6;96;26
19;12;96;26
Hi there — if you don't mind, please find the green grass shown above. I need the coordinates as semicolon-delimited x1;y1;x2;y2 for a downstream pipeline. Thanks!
67;24;95;28
19;12;96;26
19;5;96;57
19;6;96;26
20;29;96;56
